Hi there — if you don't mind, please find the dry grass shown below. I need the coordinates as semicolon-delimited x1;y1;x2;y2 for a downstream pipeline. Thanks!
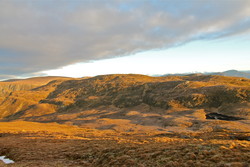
0;75;250;166
0;121;249;166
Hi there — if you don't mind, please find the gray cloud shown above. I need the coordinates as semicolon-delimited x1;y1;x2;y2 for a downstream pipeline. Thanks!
0;0;250;78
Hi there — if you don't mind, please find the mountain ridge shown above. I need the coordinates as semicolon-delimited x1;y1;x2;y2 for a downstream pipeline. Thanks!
161;70;250;79
0;74;249;133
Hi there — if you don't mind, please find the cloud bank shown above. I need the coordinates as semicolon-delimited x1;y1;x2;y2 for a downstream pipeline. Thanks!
0;0;250;78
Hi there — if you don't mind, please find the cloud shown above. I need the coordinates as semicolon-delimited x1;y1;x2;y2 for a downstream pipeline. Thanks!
0;0;250;79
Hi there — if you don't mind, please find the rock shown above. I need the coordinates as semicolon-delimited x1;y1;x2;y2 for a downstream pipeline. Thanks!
206;113;244;121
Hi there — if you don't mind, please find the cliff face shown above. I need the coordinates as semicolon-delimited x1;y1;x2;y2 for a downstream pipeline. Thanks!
0;74;249;132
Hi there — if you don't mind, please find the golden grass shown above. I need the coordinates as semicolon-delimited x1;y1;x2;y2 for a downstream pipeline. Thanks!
0;121;249;167
0;75;249;166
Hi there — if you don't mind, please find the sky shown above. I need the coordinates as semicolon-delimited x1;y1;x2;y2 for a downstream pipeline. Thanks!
0;0;250;80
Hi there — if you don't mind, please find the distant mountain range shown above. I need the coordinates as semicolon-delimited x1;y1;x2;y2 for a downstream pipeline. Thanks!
162;70;250;79
209;70;250;79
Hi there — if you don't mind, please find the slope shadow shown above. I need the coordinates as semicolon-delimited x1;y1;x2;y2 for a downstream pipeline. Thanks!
206;113;244;121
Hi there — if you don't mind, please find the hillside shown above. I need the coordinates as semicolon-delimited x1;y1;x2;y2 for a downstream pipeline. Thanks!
0;76;71;96
0;74;250;166
0;76;73;118
0;74;249;133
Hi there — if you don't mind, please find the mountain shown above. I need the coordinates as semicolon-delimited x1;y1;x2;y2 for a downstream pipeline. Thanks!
0;76;72;95
211;70;250;79
0;76;72;116
0;76;72;92
162;70;250;79
0;74;249;132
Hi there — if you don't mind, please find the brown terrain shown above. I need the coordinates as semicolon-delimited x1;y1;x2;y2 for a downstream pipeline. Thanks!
0;74;249;166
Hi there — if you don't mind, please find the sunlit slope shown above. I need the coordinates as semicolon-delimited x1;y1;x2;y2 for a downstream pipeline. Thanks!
0;74;249;132
0;76;71;97
0;77;73;118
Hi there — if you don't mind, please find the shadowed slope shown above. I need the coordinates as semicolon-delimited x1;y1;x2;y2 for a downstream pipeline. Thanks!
41;74;250;110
